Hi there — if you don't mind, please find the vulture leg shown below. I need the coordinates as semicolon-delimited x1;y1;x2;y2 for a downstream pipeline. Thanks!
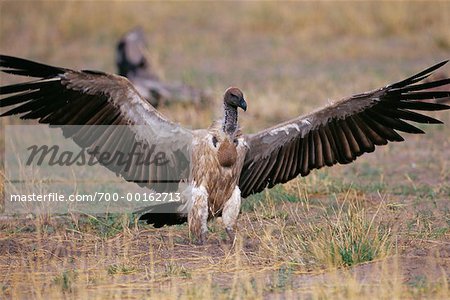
188;185;209;244
222;186;241;243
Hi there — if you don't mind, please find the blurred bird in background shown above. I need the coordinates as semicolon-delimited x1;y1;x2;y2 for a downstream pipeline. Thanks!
116;27;212;108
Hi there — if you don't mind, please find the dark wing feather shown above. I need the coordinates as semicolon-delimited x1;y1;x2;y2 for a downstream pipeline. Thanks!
116;27;211;108
239;61;450;198
0;54;192;191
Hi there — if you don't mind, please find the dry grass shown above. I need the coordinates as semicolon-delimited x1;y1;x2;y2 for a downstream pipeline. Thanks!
1;1;450;299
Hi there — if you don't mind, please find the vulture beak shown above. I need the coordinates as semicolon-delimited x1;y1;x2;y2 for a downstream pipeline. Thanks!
239;98;247;111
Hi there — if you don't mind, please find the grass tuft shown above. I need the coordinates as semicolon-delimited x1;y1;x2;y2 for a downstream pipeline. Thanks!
52;269;78;293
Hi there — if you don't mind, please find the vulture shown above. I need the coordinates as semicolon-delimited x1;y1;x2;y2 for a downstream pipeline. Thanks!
1;54;449;244
116;27;212;107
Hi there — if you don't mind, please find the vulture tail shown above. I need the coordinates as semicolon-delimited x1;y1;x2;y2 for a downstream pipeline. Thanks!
137;202;188;228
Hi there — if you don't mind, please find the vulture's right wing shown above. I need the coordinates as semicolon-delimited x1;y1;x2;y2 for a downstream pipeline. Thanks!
0;55;193;191
240;61;450;197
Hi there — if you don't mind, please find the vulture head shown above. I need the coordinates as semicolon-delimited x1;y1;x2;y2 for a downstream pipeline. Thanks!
222;87;247;136
224;87;247;111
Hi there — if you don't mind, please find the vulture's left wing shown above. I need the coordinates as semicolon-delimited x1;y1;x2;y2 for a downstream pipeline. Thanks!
240;61;450;197
0;55;192;192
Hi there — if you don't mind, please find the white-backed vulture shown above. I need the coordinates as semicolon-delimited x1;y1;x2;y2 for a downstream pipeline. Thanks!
1;55;449;243
116;27;212;108
423;72;450;104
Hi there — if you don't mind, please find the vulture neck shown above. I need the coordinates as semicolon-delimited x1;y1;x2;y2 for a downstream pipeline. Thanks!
223;103;238;136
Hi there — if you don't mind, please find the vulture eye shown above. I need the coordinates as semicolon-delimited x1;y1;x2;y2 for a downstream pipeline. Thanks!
233;138;239;145
212;136;218;147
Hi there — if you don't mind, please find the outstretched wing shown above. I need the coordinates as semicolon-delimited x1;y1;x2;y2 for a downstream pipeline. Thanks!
0;54;193;191
239;61;450;197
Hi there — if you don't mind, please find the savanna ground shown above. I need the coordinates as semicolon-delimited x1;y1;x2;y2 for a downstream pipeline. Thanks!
0;1;449;299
